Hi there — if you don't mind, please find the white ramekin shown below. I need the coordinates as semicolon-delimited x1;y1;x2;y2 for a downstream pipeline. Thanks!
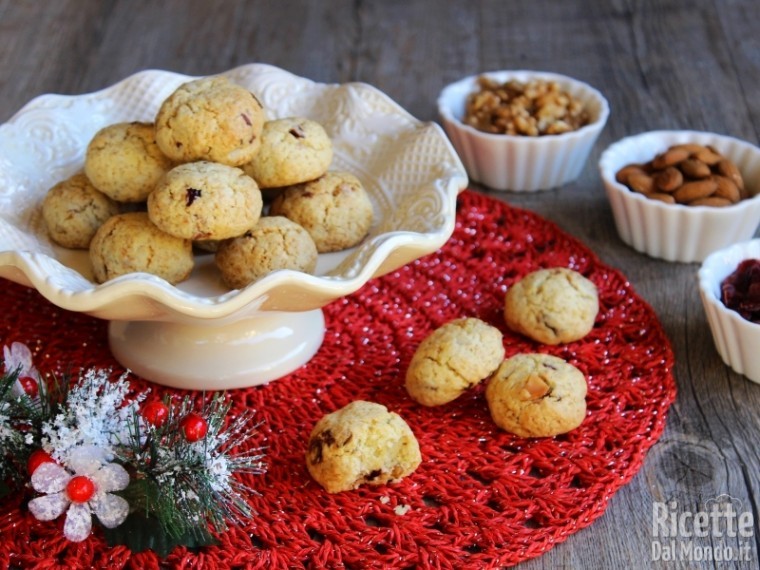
698;238;760;384
599;130;760;263
437;70;610;192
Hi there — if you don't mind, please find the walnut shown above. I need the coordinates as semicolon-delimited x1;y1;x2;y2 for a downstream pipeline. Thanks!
463;76;590;136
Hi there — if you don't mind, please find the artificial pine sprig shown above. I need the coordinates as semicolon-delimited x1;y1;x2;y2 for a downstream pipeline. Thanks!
0;348;69;491
0;342;266;554
0;367;26;490
117;393;265;544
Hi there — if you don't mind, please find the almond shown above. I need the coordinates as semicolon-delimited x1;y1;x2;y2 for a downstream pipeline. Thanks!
679;158;711;179
648;192;677;204
670;143;707;154
652;147;689;169
654;167;683;192
615;164;647;185
716;158;745;192
673;179;717;203
627;172;656;194
693;146;723;166
712;175;741;203
689;196;733;207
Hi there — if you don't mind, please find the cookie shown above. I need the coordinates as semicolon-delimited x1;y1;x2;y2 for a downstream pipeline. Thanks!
89;212;193;284
503;267;598;345
269;171;373;253
214;216;318;289
405;317;505;406
84;122;174;202
42;173;120;249
147;161;263;241
155;75;265;166
306;400;422;494
242;117;333;188
485;353;587;438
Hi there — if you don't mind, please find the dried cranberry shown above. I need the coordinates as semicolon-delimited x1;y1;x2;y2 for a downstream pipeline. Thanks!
186;188;202;206
720;259;760;323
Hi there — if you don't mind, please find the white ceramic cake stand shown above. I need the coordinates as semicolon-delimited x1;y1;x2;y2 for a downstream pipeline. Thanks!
0;64;467;390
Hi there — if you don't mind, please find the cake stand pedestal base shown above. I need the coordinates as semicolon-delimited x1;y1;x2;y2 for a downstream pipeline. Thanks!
108;309;325;390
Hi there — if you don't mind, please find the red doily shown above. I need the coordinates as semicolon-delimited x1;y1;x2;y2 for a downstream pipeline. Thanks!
0;190;676;569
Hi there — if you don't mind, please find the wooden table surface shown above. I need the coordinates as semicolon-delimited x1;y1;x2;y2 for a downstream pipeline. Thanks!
1;1;758;568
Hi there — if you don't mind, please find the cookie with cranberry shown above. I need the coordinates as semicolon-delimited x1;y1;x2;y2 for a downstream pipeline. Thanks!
214;216;318;289
155;75;265;166
242;117;333;188
269;171;373;252
147;161;262;241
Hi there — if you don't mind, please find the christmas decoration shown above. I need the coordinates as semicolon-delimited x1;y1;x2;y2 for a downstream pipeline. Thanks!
0;343;265;555
28;446;130;542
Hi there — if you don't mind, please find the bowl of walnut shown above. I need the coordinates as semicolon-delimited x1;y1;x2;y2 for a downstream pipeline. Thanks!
599;130;760;263
437;70;610;191
698;238;760;384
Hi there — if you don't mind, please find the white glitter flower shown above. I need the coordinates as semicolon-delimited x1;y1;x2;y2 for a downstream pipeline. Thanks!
27;446;130;542
2;342;41;398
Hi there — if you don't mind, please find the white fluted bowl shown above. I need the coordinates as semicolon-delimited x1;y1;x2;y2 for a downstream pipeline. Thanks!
698;239;760;383
0;63;467;390
599;130;760;263
437;70;609;191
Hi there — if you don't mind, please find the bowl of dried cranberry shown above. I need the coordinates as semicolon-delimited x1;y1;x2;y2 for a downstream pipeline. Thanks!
698;238;760;384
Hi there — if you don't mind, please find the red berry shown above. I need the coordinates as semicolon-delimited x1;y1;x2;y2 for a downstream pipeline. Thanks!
141;401;169;427
66;475;96;503
27;449;55;475
180;413;208;442
18;375;38;398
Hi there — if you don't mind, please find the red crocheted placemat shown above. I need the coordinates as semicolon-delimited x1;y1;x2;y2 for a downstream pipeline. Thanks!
0;190;676;569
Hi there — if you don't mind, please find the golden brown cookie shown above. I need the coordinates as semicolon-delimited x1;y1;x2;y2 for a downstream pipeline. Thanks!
147;161;263;241
405;317;505;406
503;267;598;345
242;117;333;188
214;216;318;289
42;173;120;249
155;76;265;166
485;353;587;438
89;212;193;284
306;400;422;494
84;122;174;202
269;171;373;253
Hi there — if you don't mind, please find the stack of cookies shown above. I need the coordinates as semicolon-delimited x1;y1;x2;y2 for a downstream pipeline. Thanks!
41;75;374;289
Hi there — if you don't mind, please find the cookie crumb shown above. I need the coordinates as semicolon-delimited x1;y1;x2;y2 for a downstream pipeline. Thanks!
394;504;411;516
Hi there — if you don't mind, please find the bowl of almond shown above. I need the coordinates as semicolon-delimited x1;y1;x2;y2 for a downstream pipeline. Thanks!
437;70;610;191
599;130;760;263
